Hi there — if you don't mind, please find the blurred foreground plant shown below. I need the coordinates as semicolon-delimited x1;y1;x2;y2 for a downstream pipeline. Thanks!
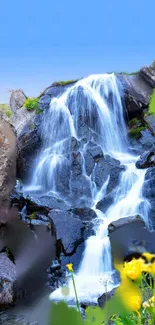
49;252;155;324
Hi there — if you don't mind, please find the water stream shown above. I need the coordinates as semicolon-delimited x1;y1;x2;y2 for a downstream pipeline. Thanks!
24;74;150;303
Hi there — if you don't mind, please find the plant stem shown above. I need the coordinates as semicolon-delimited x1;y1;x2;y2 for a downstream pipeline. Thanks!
71;272;80;313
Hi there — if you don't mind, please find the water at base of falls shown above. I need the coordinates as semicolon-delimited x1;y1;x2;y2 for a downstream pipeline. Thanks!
24;74;150;303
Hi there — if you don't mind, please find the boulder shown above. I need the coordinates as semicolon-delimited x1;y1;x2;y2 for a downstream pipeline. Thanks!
98;288;116;308
0;253;16;307
136;150;155;169
48;210;84;255
142;167;155;229
0;119;16;224
108;215;144;233
139;61;155;88
144;115;155;135
38;95;51;111
9;89;27;114
96;193;114;213
117;73;153;117
93;155;125;193
0;313;34;325
17;116;42;180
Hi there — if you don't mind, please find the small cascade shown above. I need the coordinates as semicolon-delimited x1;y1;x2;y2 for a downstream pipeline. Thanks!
23;73;150;303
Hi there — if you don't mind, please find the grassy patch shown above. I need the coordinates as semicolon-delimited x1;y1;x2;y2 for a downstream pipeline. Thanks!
128;117;146;139
148;89;155;115
129;126;146;139
24;97;39;111
0;104;12;118
52;79;79;87
24;97;42;114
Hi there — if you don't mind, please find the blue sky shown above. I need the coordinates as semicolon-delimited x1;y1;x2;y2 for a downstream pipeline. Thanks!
0;0;155;102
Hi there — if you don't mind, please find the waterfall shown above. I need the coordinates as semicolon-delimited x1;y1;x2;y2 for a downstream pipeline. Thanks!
25;74;150;303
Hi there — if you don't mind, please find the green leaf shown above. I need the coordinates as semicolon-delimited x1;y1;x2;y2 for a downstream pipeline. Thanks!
48;301;84;325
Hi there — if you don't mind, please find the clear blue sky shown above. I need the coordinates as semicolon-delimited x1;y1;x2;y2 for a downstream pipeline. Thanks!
0;0;155;102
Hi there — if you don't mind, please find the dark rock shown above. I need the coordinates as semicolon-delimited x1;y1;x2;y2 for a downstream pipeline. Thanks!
71;208;97;222
140;61;155;88
17;118;42;180
108;215;145;233
93;155;125;193
137;128;155;152
0;313;35;325
71;151;83;176
69;175;92;206
60;241;86;273
96;193;114;213
109;222;155;264
143;167;155;229
31;195;70;211
38;95;51;111
144;115;155;134
41;82;75;97
0;120;16;224
98;288;116;308
86;142;103;160
136;150;155;169
84;151;95;176
9;89;27;114
117;73;152;107
48;210;84;255
0;253;16;307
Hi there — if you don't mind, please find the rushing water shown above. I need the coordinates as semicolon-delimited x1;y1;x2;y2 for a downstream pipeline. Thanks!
25;74;150;303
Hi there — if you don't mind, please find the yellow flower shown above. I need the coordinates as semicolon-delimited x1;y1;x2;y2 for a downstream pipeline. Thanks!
116;278;142;312
123;258;144;280
142;252;155;262
66;263;73;272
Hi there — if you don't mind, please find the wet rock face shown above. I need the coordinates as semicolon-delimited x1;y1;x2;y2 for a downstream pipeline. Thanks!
136;150;155;169
139;61;155;88
93;155;125;194
98;288;116;308
0;253;16;307
143;167;155;229
108;215;144;234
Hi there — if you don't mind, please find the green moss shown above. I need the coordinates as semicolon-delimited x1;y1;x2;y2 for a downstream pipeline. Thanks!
0;103;12;118
129;126;146;139
28;211;37;220
52;79;79;87
24;97;39;111
148;89;155;115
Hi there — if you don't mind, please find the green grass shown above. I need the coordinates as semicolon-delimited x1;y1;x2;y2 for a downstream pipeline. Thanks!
148;89;155;115
129;126;146;139
24;97;42;114
0;104;12;118
52;79;79;86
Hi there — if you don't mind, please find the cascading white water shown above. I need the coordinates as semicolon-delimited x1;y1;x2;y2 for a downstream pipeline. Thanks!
25;74;150;303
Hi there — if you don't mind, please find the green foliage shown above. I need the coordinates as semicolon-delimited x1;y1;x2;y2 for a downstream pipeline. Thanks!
29;123;35;130
148;89;155;115
28;211;37;220
24;97;40;112
129;126;146;139
52;79;79;86
0;103;12;118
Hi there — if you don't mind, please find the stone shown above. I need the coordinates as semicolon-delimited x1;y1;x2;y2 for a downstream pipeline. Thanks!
98;288;116;308
108;215;144;233
9;89;27;114
139;61;155;88
96;193;114;213
93;155;125;193
136;150;155;169
0;253;16;307
144;115;155;134
11;107;36;137
48;210;84;255
0;119;16;224
142;167;155;229
17;117;42;180
38;95;51;111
